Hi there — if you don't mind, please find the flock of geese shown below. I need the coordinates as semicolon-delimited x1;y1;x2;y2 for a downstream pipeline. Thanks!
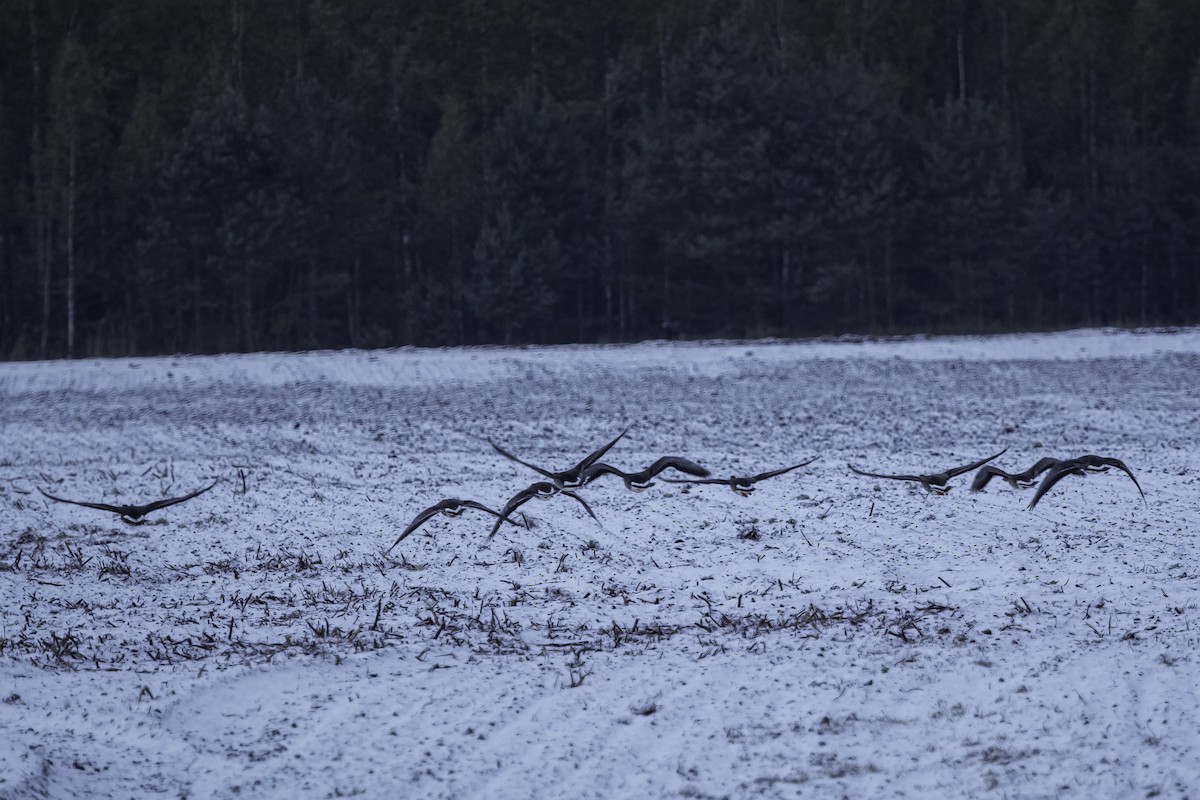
33;428;1146;550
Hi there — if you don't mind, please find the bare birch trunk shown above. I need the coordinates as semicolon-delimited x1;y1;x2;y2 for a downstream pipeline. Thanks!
349;255;361;347
1140;234;1148;326
603;63;615;339
956;13;966;102
231;0;245;94
67;130;76;358
30;0;51;357
780;246;790;332
884;230;894;333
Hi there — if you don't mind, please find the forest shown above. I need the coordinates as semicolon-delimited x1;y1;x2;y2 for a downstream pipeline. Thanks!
2;0;1200;358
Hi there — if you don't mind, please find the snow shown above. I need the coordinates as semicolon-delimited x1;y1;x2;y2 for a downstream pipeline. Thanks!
1;327;1198;799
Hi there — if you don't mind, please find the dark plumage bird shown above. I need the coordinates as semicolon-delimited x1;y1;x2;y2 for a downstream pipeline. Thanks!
38;480;218;525
577;456;711;492
970;457;1065;492
848;448;1007;495
487;481;598;538
662;457;819;496
1026;455;1146;510
387;498;515;553
489;426;630;488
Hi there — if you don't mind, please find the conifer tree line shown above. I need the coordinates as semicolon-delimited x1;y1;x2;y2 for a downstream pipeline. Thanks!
3;0;1200;358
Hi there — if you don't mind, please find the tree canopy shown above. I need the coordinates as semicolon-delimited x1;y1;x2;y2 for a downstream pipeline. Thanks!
3;0;1199;358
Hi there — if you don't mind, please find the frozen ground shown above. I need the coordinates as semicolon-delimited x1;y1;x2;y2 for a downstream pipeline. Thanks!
1;328;1198;799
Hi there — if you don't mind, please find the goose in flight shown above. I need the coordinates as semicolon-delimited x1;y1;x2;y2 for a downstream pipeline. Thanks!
577;456;711;492
489;426;630;489
1026;455;1145;510
848;448;1007;495
488;481;598;538
662;456;819;496
970;457;1065;491
38;480;218;525
387;498;516;553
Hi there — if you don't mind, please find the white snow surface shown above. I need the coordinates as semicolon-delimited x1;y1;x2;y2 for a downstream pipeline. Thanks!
1;328;1198;799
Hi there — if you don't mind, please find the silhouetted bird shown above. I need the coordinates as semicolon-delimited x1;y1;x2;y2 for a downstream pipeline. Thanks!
577;456;711;491
488;481;598;538
489;426;630;488
662;457;819;496
1026;455;1146;510
848;449;1007;495
38;480;218;525
387;498;515;553
970;457;1065;491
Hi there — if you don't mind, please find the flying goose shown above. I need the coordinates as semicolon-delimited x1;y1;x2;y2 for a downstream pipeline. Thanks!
1026;455;1146;510
848;448;1007;495
487;481;598;538
970;457;1065;491
577;456;711;491
387;498;516;553
489;426;630;489
38;480;218;525
662;456;819;496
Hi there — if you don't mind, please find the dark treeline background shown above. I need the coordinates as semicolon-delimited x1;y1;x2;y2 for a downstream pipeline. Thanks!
3;0;1200;358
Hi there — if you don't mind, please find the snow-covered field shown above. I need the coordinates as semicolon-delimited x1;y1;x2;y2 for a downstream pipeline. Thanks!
1;328;1198;799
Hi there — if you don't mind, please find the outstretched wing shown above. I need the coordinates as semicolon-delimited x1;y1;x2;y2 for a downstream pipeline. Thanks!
660;477;732;486
577;463;630;485
1094;457;1146;503
846;464;922;482
750;456;819;483
457;499;510;520
559;490;598;521
1026;457;1062;478
573;425;632;473
137;479;219;514
1026;461;1081;510
644;456;711;479
387;502;449;552
488;440;556;480
38;488;126;515
969;466;1008;491
489;487;539;538
944;448;1009;479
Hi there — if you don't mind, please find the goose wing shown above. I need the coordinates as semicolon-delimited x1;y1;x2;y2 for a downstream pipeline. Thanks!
488;440;556;480
38;488;128;515
969;466;1008;491
750;456;819;483
577;463;630;485
137;479;219;514
944;448;1009;479
387;501;452;552
1026;461;1082;510
1026;457;1062;478
489;487;540;538
1093;457;1146;503
559;490;598;521
456;499;509;519
643;456;710;479
573;425;632;472
847;464;923;482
